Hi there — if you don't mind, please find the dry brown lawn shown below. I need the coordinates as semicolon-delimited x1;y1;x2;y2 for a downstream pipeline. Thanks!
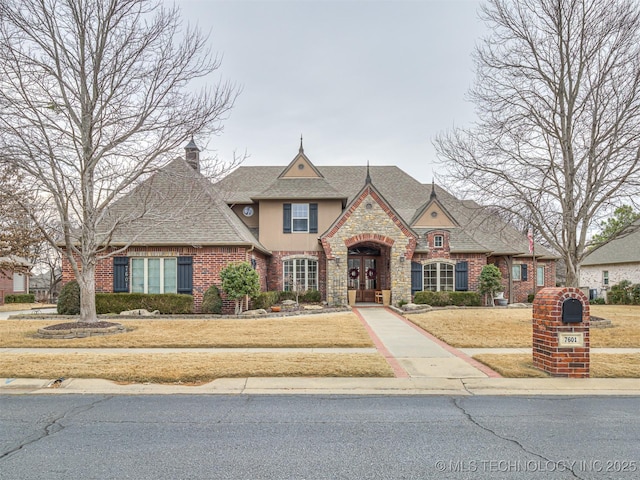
0;312;373;348
474;353;640;378
0;352;393;383
407;305;640;348
0;303;55;312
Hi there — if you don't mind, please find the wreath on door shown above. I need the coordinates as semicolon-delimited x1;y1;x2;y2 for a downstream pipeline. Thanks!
366;268;377;280
348;268;359;279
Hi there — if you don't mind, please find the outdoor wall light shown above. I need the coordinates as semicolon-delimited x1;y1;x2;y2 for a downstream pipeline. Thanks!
399;254;405;262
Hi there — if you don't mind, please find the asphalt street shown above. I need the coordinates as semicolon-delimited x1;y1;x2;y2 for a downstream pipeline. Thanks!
1;395;639;479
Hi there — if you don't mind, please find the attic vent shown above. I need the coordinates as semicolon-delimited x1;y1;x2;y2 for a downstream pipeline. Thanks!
298;163;305;170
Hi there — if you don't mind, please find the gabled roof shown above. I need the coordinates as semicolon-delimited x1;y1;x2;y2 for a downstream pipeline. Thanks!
217;164;554;258
582;221;640;266
99;158;270;254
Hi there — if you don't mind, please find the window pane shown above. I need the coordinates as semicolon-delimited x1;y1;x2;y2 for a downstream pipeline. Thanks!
537;266;544;287
13;273;24;292
512;265;521;281
283;260;293;291
434;236;443;247
148;259;160;294
292;204;308;217
441;264;454;291
131;259;144;293
308;261;318;291
295;259;305;290
292;218;308;232
424;264;437;291
164;258;177;293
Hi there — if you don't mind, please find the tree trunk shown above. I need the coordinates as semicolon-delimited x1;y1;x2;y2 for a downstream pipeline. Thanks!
78;264;98;323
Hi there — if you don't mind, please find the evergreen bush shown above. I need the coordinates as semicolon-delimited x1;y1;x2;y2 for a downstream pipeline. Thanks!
57;280;80;315
201;285;223;314
5;293;35;303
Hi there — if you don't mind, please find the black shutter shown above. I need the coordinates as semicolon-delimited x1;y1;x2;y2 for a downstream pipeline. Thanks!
521;264;528;281
411;262;423;296
177;256;193;294
309;203;318;233
455;261;468;291
113;257;129;292
283;203;292;233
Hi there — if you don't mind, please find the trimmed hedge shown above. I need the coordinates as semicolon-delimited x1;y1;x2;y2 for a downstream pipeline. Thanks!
414;291;481;307
252;291;280;310
5;293;35;304
95;293;193;314
201;285;223;314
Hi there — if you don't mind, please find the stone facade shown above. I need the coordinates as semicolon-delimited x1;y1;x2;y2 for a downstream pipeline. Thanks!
321;186;417;306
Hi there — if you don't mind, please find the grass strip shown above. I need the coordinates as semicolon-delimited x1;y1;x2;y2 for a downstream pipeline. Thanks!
473;353;640;378
0;352;393;384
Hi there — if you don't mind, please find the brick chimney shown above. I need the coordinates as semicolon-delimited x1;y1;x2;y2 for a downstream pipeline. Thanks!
184;138;200;171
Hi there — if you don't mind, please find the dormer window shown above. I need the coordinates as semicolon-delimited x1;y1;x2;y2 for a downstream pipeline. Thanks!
434;235;443;248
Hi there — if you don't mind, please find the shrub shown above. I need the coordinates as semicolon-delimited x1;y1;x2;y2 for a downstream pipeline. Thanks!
95;293;193;314
301;290;321;303
478;264;503;305
220;262;260;314
5;293;35;303
591;297;606;305
252;291;280;310
57;280;81;315
278;290;296;302
527;293;536;303
414;291;481;307
608;280;633;304
201;285;223;314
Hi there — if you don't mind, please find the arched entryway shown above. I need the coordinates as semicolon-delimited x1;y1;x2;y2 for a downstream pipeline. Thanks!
347;242;391;303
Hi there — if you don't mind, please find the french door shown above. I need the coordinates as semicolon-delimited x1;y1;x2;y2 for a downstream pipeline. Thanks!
347;256;379;302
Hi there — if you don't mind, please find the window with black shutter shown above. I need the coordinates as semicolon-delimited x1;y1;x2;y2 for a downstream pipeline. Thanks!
411;262;423;296
283;203;292;233
177;256;193;294
309;203;318;233
521;264;528;281
455;261;469;291
113;257;129;292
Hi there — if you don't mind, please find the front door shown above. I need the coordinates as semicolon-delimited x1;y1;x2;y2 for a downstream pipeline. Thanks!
348;256;379;302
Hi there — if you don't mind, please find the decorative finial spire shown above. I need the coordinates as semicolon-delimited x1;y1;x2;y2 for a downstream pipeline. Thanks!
365;161;371;184
299;134;304;153
430;179;437;200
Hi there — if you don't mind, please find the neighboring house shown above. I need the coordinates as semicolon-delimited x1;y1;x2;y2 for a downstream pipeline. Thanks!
580;222;640;300
0;257;30;305
61;140;556;311
29;269;62;303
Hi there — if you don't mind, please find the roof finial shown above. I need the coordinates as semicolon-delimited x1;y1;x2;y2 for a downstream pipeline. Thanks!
299;134;304;153
430;179;437;200
365;161;371;184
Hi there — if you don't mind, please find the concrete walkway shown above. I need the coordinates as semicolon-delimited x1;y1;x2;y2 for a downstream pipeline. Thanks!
353;307;498;379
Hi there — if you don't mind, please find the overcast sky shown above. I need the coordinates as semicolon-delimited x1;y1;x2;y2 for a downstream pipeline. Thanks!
177;0;486;184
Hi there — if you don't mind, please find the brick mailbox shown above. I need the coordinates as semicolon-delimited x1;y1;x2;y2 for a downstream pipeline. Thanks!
532;287;590;378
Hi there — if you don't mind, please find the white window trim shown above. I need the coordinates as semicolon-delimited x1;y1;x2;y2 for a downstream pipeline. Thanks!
13;273;25;292
434;235;444;248
131;258;177;294
536;266;545;287
603;270;609;286
512;264;522;281
291;203;309;233
423;261;455;292
283;257;318;291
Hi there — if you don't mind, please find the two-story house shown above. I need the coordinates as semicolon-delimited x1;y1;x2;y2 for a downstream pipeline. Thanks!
61;140;557;312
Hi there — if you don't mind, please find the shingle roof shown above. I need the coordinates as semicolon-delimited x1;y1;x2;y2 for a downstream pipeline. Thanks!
582;221;640;265
252;177;346;200
217;165;555;257
99;158;270;253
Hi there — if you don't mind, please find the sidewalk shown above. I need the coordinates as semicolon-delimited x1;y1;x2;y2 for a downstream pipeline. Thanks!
2;307;640;395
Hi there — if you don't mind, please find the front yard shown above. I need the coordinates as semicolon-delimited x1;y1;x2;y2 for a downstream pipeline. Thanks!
0;312;395;383
407;305;640;377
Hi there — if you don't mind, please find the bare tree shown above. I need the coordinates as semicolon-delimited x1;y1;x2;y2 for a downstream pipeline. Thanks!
435;0;640;287
0;0;239;321
0;165;44;273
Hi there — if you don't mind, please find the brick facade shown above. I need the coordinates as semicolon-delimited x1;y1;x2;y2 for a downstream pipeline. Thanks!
532;287;590;378
491;257;557;303
61;246;268;313
266;250;327;298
